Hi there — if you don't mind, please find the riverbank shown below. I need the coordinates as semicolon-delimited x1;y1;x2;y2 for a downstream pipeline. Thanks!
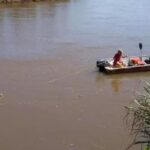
0;0;69;3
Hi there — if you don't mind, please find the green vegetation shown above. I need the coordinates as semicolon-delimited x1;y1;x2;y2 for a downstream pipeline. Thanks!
126;81;150;150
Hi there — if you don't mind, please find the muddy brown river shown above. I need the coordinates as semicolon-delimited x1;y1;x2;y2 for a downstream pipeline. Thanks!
0;0;150;150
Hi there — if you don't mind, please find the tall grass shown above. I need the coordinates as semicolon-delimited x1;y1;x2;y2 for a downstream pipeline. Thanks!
126;81;150;150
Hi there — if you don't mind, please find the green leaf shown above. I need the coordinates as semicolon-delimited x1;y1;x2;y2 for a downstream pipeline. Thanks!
144;145;150;150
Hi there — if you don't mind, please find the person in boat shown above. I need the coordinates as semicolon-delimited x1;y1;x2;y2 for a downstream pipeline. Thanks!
113;49;126;68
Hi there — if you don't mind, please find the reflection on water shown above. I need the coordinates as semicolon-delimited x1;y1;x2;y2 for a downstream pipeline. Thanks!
95;71;150;93
111;78;122;92
95;72;122;92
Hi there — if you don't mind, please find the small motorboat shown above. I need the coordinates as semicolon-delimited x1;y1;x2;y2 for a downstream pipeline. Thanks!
96;43;150;74
96;55;150;74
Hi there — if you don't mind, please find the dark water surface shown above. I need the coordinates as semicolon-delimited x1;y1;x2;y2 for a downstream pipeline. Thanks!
0;0;150;150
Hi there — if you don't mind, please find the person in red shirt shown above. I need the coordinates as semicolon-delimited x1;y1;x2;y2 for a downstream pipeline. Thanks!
113;50;126;67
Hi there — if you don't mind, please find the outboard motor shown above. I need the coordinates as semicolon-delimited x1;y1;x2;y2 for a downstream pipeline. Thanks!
96;59;109;72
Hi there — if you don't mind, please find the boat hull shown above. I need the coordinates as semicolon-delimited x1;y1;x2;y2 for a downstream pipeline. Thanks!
105;65;150;74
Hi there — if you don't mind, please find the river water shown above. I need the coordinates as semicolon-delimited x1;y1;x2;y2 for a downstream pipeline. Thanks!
0;0;150;150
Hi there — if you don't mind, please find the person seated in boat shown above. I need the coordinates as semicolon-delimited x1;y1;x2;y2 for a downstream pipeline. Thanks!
113;49;126;68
